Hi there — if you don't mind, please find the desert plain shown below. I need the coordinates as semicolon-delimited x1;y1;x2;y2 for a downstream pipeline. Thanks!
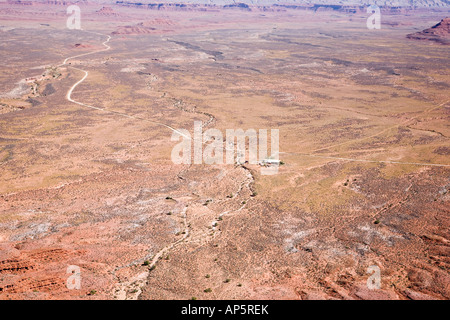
0;1;449;300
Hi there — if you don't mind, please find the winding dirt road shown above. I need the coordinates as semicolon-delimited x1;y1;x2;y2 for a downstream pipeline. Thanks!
63;33;190;139
61;31;255;300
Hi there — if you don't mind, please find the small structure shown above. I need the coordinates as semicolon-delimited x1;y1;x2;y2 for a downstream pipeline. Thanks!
259;159;281;166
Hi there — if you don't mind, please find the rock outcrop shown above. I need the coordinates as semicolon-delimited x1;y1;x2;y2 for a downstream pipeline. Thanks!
112;20;176;35
407;18;450;44
96;6;120;17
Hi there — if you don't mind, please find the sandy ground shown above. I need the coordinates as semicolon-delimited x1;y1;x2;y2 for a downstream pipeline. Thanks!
0;2;449;300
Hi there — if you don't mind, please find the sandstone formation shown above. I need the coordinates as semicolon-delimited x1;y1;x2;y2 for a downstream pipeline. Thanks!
407;18;450;44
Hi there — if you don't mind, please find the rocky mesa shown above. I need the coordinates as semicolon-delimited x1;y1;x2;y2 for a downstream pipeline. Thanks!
407;18;450;44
